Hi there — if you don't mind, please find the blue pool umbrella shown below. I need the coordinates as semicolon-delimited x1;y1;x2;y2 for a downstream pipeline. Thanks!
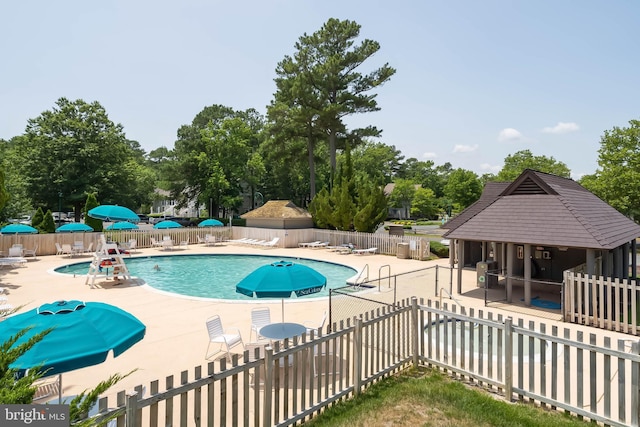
0;300;145;401
236;260;326;321
0;223;38;234
55;223;94;233
106;221;139;231
87;205;140;223
198;219;223;227
153;220;182;229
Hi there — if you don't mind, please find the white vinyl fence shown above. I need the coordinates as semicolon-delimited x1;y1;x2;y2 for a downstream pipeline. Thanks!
79;298;640;427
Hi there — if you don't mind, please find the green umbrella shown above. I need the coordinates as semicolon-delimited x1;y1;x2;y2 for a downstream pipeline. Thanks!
236;261;326;321
153;220;182;229
0;300;145;401
55;223;93;233
106;221;139;230
88;205;140;223
0;224;38;234
198;219;223;227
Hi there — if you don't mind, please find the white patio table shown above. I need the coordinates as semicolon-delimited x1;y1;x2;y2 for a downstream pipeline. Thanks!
259;322;307;341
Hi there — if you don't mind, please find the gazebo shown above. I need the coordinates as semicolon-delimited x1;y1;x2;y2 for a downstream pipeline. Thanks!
241;200;313;229
443;169;640;307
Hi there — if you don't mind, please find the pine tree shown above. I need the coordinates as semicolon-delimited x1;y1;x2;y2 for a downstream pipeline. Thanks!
84;193;102;232
41;210;55;233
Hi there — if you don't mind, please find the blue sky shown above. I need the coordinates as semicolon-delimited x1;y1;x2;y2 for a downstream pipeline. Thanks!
1;1;638;179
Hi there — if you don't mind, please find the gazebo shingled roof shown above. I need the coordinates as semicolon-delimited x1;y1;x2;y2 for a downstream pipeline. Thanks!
241;200;311;219
443;169;640;250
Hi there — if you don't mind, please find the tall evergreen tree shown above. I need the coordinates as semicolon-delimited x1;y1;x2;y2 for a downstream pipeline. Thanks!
271;18;395;195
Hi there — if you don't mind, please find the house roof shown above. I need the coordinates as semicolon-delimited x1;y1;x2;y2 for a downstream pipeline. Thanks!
444;169;640;249
241;200;311;219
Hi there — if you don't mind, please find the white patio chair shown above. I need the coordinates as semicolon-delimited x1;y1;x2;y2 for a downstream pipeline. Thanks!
205;315;244;361
304;311;327;336
8;246;23;257
128;239;137;253
314;337;341;377
55;243;63;256
60;244;74;257
250;307;271;342
23;245;38;259
83;242;94;255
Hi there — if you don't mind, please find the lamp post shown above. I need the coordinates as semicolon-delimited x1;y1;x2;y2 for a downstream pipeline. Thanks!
57;192;63;228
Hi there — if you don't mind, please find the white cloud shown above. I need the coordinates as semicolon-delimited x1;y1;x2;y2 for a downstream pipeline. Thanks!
452;144;478;153
422;152;437;159
480;163;501;173
497;128;523;142
541;122;580;134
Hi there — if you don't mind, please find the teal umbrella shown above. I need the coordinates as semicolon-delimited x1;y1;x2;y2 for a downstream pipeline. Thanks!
106;221;139;231
88;205;140;223
198;219;223;227
0;300;145;401
153;220;182;229
55;223;93;233
236;260;326;321
0;224;38;234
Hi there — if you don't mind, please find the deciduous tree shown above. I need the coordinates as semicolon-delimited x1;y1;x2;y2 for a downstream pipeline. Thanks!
443;168;482;210
494;150;570;181
580;119;640;218
13;98;149;215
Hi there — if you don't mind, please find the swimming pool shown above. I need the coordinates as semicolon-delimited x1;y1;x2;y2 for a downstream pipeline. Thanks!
55;254;356;301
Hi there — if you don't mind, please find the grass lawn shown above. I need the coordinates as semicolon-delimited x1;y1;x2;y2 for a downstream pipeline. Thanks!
305;368;591;427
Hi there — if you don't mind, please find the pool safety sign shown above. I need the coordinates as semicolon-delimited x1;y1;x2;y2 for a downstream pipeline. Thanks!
1;405;68;426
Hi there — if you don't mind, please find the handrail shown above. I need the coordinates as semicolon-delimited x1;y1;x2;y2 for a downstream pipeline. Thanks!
438;287;466;315
378;264;391;291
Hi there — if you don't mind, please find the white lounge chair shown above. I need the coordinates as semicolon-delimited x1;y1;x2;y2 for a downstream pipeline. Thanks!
352;247;377;255
299;241;321;248
0;258;27;268
55;243;64;256
250;307;271;341
257;237;279;248
308;241;329;249
205;315;244;361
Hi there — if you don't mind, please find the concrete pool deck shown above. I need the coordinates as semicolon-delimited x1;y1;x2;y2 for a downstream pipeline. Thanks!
0;241;594;403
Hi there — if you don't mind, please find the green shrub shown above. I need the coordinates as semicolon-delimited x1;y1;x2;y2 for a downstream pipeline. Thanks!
41;210;55;233
430;241;449;258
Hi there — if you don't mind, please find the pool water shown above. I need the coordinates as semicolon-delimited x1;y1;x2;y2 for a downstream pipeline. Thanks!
56;254;356;301
425;319;553;362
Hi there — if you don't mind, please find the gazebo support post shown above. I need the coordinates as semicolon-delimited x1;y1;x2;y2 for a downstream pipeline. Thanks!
524;244;532;307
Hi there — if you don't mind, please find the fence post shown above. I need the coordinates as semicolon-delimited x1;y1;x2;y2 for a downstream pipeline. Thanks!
504;317;513;402
125;391;139;427
354;318;363;396
412;297;419;367
263;346;274;426
632;341;640;427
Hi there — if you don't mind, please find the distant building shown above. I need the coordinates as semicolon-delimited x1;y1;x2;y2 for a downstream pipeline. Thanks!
383;183;422;220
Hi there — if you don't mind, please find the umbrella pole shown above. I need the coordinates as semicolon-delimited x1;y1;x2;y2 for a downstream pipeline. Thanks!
281;299;285;322
58;374;62;403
